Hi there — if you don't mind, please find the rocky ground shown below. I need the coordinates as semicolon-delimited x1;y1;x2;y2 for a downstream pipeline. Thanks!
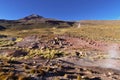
0;55;120;80
0;35;120;80
15;35;109;51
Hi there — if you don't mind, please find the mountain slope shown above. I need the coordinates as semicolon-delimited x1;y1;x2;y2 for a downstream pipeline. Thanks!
1;14;120;30
80;20;120;26
0;14;75;30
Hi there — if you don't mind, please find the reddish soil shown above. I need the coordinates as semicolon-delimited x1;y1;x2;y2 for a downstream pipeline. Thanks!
1;35;120;80
60;36;109;51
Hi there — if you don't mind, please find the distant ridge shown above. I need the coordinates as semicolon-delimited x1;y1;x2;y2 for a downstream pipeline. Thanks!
80;20;120;26
1;14;120;30
0;14;75;30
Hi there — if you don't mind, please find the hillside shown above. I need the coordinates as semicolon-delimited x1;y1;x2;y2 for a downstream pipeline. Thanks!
80;20;120;26
0;14;75;30
1;14;120;31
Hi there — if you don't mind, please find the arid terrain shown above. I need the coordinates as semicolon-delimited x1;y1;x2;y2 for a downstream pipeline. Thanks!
0;14;120;80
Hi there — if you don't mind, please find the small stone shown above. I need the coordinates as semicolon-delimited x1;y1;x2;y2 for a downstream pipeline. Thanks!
81;76;86;78
108;72;114;76
85;70;92;75
33;61;36;64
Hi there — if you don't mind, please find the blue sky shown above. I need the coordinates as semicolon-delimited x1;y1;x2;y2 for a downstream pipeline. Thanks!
0;0;120;20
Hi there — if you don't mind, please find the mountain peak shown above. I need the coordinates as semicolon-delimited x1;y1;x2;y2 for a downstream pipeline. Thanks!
28;14;43;18
20;14;44;20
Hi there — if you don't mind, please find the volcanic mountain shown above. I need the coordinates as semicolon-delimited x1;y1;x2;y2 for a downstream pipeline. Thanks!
0;14;75;30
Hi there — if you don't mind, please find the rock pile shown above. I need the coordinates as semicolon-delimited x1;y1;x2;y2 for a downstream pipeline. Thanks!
15;35;72;50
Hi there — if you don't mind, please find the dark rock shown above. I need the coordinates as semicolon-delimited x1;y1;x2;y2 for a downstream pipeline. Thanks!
7;37;16;41
90;77;101;80
0;50;28;57
0;34;7;38
75;51;80;56
10;50;28;57
0;25;6;30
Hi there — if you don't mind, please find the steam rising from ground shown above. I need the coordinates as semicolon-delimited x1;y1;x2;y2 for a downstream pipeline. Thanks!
102;44;120;70
76;21;81;28
108;44;119;58
77;23;81;28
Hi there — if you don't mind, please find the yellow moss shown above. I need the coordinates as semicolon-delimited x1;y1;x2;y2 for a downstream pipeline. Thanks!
54;77;60;80
30;68;36;74
18;75;27;80
15;38;23;42
63;74;68;79
77;74;82;80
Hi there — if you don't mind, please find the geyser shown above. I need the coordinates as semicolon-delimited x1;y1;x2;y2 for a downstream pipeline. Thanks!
108;44;120;59
102;44;120;70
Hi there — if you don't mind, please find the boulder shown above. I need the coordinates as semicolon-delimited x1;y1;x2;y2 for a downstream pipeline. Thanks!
0;50;28;57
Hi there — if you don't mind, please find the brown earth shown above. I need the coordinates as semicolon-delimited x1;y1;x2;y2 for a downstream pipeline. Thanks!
15;35;117;53
1;35;120;80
